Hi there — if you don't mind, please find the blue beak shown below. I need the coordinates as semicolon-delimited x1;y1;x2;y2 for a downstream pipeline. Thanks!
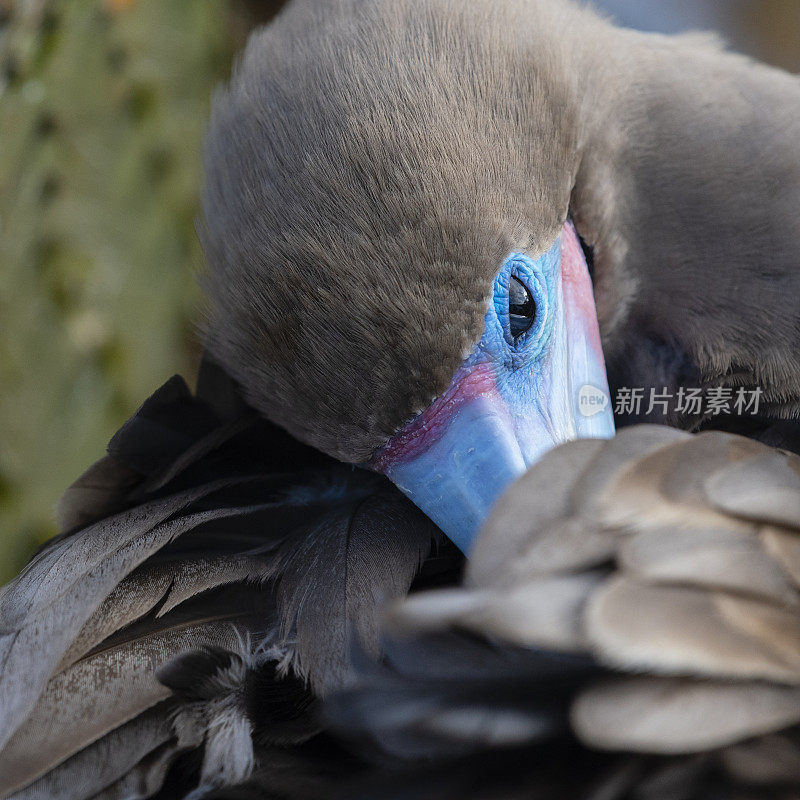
370;223;615;553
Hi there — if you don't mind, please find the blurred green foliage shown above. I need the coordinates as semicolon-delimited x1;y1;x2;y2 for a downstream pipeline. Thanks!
0;0;236;581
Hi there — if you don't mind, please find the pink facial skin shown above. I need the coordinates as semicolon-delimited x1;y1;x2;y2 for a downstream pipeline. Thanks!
561;220;606;369
369;362;499;472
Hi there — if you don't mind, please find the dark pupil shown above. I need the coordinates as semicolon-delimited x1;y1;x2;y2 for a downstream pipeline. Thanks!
509;275;535;337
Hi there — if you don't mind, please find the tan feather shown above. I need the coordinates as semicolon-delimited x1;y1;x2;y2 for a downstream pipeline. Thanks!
568;424;692;518
377;427;800;762
705;452;800;528
386;573;602;653
571;677;800;754
617;526;797;605
593;433;762;534
470;426;691;587
761;525;800;589
586;577;800;683
498;517;617;582
468;438;606;587
455;576;598;652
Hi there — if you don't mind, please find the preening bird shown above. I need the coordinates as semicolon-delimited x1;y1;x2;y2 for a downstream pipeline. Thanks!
326;425;800;799
0;0;799;797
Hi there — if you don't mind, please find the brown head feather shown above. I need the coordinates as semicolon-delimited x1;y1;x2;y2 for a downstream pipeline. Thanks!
201;0;582;462
201;0;800;462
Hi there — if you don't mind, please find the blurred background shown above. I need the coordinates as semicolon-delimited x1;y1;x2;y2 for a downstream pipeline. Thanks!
0;0;798;582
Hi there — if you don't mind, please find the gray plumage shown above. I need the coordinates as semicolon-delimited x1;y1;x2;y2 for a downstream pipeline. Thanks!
0;369;439;798
12;706;189;800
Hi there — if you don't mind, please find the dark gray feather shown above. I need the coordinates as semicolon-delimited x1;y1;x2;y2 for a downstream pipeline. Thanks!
5;704;186;800
0;585;273;796
270;482;440;693
0;489;269;753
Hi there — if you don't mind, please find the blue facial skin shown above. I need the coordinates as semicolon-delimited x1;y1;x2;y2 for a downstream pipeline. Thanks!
379;231;615;553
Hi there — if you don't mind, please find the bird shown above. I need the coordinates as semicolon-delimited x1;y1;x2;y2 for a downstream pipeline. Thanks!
198;0;800;546
324;425;800;799
0;0;799;797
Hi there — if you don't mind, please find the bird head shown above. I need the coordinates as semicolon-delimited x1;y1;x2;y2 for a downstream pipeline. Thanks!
200;1;621;551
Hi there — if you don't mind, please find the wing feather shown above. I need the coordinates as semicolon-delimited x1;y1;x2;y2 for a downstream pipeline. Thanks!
0;494;267;752
705;452;800;528
6;705;185;800
1;369;442;796
586;577;800;683
271;487;439;693
617;525;796;604
331;426;800;767
0;587;270;796
571;677;800;753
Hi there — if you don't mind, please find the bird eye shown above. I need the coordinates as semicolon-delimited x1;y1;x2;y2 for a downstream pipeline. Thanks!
509;275;535;338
